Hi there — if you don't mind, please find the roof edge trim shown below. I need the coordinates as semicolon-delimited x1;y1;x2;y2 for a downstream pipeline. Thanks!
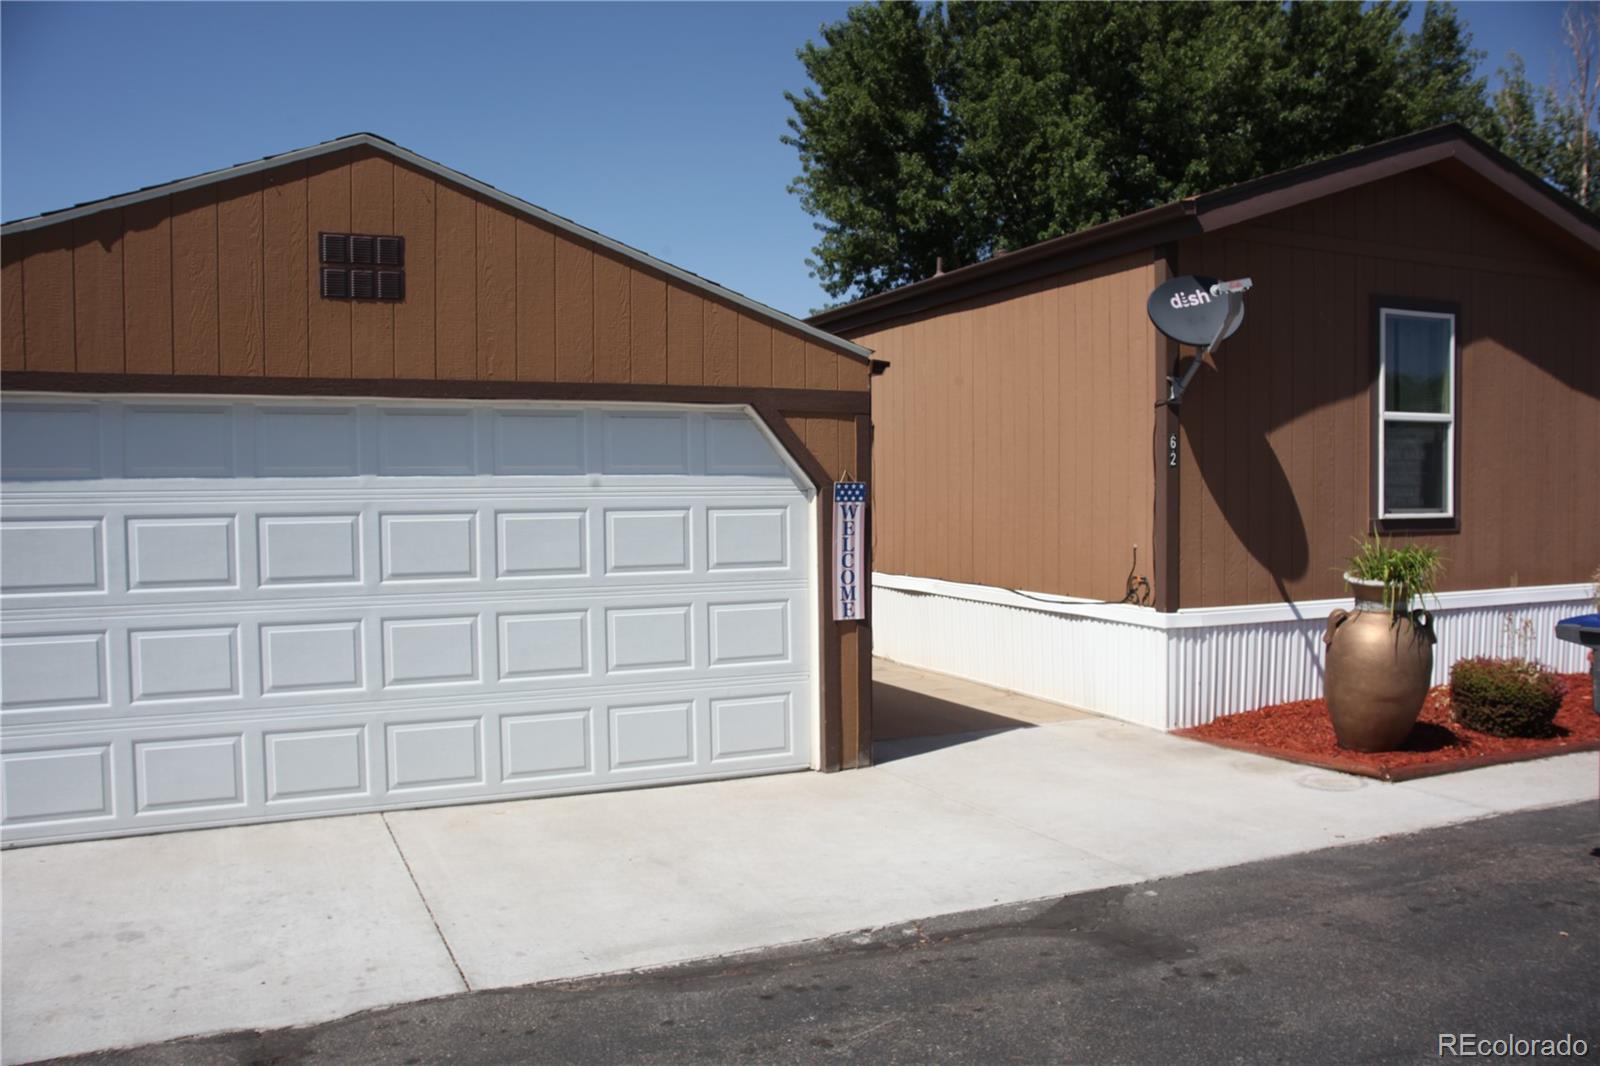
810;124;1600;333
1;133;873;363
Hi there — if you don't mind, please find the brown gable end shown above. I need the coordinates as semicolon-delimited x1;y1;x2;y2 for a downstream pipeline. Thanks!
2;141;869;393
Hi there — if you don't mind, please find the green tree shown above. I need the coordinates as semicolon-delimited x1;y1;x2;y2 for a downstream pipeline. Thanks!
783;3;962;300
787;1;1502;303
1487;3;1599;211
1489;54;1555;179
1397;1;1494;132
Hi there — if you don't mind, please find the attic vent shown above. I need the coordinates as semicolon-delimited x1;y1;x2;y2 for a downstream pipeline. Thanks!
320;267;350;299
319;233;348;264
375;236;404;266
318;231;405;301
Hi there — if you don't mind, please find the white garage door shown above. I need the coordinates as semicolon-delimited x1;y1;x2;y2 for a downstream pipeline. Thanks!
0;396;815;846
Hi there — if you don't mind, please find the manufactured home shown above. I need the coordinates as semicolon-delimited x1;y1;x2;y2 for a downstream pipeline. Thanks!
812;125;1598;730
0;135;876;846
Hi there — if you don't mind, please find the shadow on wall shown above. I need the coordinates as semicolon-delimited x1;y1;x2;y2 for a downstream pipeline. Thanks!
1177;280;1599;607
1180;358;1313;591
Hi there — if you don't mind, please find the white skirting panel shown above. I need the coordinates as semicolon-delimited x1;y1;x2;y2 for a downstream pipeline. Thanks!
874;573;1594;731
1163;595;1594;729
872;586;1169;730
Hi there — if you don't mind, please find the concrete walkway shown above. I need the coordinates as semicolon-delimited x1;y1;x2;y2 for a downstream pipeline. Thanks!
3;662;1595;1064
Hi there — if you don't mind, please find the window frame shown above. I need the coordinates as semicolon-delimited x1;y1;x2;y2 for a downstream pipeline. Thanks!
1371;298;1462;534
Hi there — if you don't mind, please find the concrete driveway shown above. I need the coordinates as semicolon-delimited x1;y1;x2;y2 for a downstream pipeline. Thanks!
4;661;1595;1063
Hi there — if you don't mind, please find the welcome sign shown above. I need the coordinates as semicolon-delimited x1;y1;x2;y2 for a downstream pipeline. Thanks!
833;481;867;621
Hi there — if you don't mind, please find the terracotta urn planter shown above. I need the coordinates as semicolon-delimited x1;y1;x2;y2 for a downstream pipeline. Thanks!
1322;573;1436;752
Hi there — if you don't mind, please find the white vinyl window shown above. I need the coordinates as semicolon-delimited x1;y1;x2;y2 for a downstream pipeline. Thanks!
1377;308;1456;519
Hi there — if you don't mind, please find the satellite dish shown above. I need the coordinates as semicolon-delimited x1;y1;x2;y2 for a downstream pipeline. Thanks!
1147;275;1245;347
1146;275;1254;409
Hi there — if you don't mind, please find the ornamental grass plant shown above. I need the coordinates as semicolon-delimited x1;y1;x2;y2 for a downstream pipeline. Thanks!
1346;535;1443;614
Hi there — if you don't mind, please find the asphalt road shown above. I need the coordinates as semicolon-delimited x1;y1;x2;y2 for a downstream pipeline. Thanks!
56;800;1600;1066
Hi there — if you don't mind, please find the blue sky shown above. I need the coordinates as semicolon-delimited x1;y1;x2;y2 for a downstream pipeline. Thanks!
0;2;1576;318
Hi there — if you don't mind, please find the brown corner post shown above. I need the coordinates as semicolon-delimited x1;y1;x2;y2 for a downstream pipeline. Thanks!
1152;246;1182;613
853;412;874;769
752;402;844;773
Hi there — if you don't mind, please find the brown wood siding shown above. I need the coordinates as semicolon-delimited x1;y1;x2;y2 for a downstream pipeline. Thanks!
1175;167;1600;606
217;175;265;377
351;151;396;380
305;155;352;378
853;252;1161;602
1;237;24;371
0;151;872;393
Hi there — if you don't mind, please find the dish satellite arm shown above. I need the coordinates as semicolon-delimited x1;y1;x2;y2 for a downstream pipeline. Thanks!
1158;277;1252;409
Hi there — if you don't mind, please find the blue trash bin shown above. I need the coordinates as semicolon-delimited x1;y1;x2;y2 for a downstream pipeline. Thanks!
1554;613;1600;712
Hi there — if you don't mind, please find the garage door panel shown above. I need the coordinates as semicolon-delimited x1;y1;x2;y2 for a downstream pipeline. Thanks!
0;631;111;711
497;610;591;681
0;676;811;842
129;625;242;703
0;497;805;605
126;515;239;591
705;413;789;477
710;693;796;763
0;518;106;594
707;507;790;572
260;621;367;696
493;410;587;476
255;407;361;477
2;398;814;845
385;718;485;793
0;402;103;479
379;512;479;583
500;708;595;783
264;725;369;804
708;600;793;668
602;411;691;474
381;616;482;688
133;734;246;813
605;605;693;674
376;409;478;476
258;513;365;587
495;510;589;578
0;743;115;826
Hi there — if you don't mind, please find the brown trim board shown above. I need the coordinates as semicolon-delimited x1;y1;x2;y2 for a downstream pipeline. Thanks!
0;373;871;415
813;213;1199;336
1152;246;1182;612
853;412;874;767
754;402;845;773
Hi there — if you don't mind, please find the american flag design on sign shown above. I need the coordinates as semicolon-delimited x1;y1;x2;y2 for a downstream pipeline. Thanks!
834;482;867;504
833;482;867;620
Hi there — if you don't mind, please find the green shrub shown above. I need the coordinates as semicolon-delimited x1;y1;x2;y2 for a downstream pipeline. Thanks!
1449;657;1566;738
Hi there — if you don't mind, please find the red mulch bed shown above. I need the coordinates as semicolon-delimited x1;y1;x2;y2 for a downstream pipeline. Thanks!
1178;673;1599;781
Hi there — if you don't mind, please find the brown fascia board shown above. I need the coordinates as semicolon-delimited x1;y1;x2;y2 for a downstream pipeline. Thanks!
1193;124;1600;256
1;133;874;366
809;201;1200;335
811;124;1600;335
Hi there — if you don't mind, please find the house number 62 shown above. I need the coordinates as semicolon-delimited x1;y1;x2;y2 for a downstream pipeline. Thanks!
1168;434;1178;468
